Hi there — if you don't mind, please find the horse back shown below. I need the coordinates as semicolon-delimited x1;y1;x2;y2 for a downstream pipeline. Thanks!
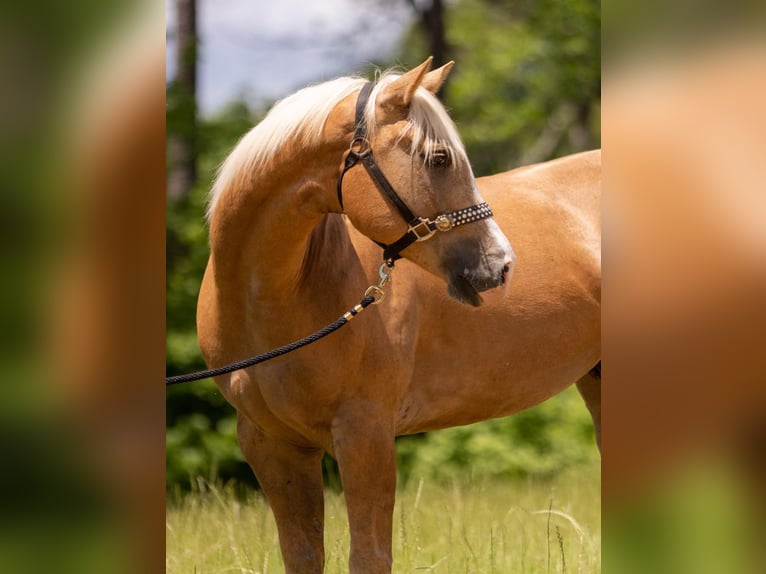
478;149;601;302
479;149;600;230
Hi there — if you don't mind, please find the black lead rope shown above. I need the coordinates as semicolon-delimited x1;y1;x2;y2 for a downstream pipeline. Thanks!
166;260;395;386
166;294;377;386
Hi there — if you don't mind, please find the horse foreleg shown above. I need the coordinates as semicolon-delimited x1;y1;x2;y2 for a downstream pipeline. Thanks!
576;361;602;451
332;410;396;574
236;412;325;574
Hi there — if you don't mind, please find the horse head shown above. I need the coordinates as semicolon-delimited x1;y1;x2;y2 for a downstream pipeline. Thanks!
333;58;515;306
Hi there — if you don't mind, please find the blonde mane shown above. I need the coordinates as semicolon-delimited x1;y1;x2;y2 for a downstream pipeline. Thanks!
207;69;468;221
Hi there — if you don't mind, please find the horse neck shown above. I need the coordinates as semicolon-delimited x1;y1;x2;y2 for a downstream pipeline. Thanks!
208;143;354;306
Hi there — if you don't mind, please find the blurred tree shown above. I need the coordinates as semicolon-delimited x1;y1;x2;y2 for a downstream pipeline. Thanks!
406;0;448;68
167;0;198;200
397;0;600;175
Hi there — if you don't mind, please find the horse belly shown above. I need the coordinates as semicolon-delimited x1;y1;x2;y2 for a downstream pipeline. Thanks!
395;293;600;435
397;351;596;435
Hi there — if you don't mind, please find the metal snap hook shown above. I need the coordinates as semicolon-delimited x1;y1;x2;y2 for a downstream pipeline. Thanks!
363;261;395;304
378;261;393;287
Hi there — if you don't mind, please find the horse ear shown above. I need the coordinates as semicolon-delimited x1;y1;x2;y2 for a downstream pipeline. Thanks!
420;61;454;95
378;56;434;110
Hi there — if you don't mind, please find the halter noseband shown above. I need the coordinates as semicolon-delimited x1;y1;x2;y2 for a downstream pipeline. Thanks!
336;81;493;263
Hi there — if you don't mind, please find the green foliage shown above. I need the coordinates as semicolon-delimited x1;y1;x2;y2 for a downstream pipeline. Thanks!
166;398;249;487
396;386;598;484
397;0;600;175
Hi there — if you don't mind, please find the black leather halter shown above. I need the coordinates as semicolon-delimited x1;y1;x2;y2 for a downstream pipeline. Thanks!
336;81;494;263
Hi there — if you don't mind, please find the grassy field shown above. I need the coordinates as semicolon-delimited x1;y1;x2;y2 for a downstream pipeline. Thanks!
166;464;600;573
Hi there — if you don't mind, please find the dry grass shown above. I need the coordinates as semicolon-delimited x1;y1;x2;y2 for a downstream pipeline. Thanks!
166;465;600;573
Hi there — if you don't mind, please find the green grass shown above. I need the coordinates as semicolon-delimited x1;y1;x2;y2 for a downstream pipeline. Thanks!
166;465;600;573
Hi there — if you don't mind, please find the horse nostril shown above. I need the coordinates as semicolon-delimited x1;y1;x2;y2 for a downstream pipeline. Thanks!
500;261;513;285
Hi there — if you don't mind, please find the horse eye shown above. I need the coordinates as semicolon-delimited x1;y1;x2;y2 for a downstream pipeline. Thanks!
428;149;451;168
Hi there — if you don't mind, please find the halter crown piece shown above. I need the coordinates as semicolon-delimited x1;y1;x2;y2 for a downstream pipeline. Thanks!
336;81;494;263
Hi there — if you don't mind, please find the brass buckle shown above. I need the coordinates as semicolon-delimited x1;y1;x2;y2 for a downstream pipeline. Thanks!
363;262;394;304
409;219;437;241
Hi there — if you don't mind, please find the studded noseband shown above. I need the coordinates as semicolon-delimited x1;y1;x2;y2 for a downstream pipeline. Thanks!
336;81;493;263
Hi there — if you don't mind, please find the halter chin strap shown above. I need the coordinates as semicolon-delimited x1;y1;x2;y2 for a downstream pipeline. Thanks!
336;81;493;262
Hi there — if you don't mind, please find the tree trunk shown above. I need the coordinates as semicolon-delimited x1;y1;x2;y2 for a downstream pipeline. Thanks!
408;0;448;94
167;0;197;200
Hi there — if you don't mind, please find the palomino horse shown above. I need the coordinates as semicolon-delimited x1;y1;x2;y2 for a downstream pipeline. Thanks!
197;58;600;573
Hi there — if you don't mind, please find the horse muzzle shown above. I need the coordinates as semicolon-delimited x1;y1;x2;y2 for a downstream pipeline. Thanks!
439;216;513;305
446;264;508;306
446;250;515;307
444;217;516;306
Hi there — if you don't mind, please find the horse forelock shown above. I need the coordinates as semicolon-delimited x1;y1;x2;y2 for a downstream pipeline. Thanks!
367;72;468;169
207;69;467;222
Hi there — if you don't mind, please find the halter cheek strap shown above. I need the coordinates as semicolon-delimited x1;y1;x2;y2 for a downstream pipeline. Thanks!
336;81;493;263
337;82;374;211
